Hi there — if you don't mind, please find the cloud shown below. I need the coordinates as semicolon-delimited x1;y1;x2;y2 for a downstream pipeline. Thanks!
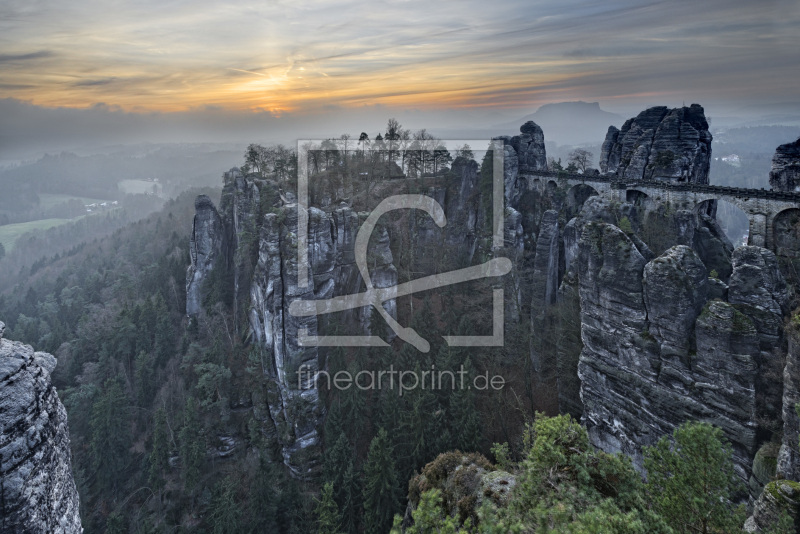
0;50;55;63
0;0;798;154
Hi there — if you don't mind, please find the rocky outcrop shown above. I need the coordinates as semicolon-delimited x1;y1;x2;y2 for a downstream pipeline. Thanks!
186;195;225;316
578;232;764;481
530;210;561;312
599;104;712;184
405;452;513;527
0;323;82;533
220;169;263;329
777;326;800;481
246;203;397;477
530;210;561;386
745;480;800;532
495;120;547;207
769;138;800;192
728;246;789;352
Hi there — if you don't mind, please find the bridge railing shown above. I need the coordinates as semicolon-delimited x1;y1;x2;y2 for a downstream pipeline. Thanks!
522;170;800;202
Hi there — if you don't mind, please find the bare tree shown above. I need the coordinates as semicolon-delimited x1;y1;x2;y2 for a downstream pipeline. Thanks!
568;148;593;173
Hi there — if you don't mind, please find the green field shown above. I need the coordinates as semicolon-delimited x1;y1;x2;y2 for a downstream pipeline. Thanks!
0;218;74;252
37;194;111;210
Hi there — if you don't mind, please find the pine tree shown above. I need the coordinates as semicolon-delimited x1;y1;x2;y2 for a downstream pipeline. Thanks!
449;357;482;453
179;396;204;491
153;294;174;365
324;432;361;533
644;421;747;533
209;476;242;534
148;408;169;491
316;482;342;534
90;377;130;492
248;457;279;532
340;360;367;439
363;428;402;534
134;350;155;406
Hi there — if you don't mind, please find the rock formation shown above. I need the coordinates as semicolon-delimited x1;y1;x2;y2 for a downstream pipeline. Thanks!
745;480;800;532
185;106;798;497
495;120;547;208
778;325;800;481
189;169;400;476
0;321;82;533
770;138;800;192
577;225;773;484
599;104;712;183
186;194;225;317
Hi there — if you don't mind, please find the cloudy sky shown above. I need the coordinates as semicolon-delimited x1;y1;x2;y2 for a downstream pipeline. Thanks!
1;0;799;157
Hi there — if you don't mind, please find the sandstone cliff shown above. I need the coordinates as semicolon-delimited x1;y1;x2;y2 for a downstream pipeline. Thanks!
186;194;225;316
0;321;82;534
577;227;786;490
599;104;712;183
770;138;800;192
186;108;798;496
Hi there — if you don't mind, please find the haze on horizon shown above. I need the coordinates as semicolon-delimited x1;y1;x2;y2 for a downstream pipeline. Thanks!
1;0;799;160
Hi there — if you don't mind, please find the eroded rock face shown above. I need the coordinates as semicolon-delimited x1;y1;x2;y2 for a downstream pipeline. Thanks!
578;233;762;481
728;246;789;352
247;204;397;477
769;138;800;192
186;195;225;316
643;245;708;358
530;210;560;381
495;120;547;207
745;480;800;532
599;104;712;183
0;324;82;533
220;169;262;328
777;327;800;481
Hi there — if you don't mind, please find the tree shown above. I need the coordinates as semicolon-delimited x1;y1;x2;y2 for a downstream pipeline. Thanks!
617;216;633;234
510;414;672;533
363;428;402;534
456;144;474;161
547;157;563;172
248;457;279;532
316;482;342;534
323;432;360;533
400;489;464;534
449;357;482;452
651;150;677;179
179;396;205;491
148;408;170;492
209;476;243;534
568;148;593;173
644;421;746;533
90;377;130;492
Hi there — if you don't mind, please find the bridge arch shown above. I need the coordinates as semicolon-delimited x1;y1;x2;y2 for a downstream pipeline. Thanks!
565;183;599;219
626;189;651;207
772;208;800;258
694;198;750;248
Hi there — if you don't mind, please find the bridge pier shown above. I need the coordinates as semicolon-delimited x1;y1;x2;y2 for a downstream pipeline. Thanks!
748;213;767;247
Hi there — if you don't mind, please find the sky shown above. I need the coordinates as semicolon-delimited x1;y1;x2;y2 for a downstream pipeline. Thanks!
1;0;799;158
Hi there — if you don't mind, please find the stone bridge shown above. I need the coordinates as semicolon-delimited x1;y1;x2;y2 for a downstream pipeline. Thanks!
523;171;800;252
